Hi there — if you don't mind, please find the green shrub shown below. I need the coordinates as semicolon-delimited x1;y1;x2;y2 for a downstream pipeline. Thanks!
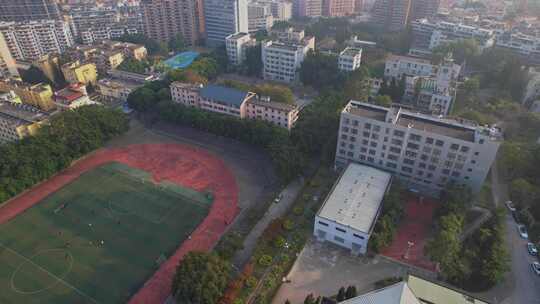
282;219;294;230
245;276;257;289
274;236;286;248
293;206;304;216
258;254;273;266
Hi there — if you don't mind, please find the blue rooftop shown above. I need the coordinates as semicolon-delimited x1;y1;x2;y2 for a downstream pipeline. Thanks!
200;85;250;108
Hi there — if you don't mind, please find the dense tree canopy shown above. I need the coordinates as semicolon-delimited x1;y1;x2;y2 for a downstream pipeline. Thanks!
0;106;129;203
118;33;166;55
300;51;345;90
171;252;231;304
117;58;152;74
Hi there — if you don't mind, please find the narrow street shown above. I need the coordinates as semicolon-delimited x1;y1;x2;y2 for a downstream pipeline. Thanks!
488;163;540;303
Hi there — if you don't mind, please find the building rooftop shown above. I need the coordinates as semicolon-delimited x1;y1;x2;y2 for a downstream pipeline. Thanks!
248;98;297;112
396;113;476;142
200;85;252;107
98;78;139;90
387;54;432;65
345;101;388;122
407;275;489;304
226;32;251;40
0;101;49;126
340;282;420;304
340;47;362;57
317;163;392;234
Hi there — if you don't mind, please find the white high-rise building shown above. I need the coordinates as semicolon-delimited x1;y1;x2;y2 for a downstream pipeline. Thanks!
0;34;18;78
204;0;249;46
262;33;315;83
338;47;362;72
0;20;74;61
335;100;501;196
248;2;274;33
226;32;256;65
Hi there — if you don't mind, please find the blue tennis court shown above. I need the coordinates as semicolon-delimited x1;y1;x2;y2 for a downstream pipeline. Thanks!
163;51;200;69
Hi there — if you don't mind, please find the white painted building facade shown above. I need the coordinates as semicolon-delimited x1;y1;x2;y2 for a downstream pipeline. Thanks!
314;163;392;255
338;47;362;72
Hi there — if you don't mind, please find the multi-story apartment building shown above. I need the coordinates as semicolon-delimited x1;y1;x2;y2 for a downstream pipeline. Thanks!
68;8;119;38
322;0;356;17
383;54;460;114
0;93;50;143
409;0;440;21
338;47;362;72
410;19;495;54
245;97;300;130
495;32;540;66
262;35;315;83
205;0;249;46
248;2;274;33
61;61;98;86
0;20;74;61
294;0;323;17
0;79;54;111
226;32;256;65
335;100;501;196
67;41;147;73
171;83;257;118
80;26;141;45
0;0;60;22
97;78;140;102
141;0;205;46
265;0;293;21
371;0;412;31
0;34;18;78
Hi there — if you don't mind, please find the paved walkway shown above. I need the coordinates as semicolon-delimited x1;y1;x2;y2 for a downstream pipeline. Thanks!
232;177;305;268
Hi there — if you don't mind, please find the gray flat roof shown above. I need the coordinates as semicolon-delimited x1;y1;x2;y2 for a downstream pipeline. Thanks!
397;113;476;142
317;163;391;234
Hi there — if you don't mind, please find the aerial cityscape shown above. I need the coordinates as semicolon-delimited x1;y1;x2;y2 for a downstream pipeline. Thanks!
0;0;539;303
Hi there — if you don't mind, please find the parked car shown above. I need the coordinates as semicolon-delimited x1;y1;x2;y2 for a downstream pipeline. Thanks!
505;201;516;212
518;225;529;239
528;242;538;256
532;262;540;276
274;194;283;203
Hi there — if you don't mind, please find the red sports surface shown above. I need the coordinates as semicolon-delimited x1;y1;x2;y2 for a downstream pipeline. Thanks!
381;194;437;272
0;143;239;304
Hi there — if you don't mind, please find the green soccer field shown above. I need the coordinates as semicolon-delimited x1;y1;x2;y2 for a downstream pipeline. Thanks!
0;162;212;304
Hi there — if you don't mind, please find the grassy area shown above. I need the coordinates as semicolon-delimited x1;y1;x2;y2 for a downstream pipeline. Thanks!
0;162;211;304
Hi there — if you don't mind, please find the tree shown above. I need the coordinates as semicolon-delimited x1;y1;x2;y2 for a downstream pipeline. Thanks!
510;178;537;209
244;44;263;76
336;287;346;302
252;84;295;104
20;66;52;85
169;33;186;52
343;67;371;101
300;51;345;89
171;252;231;304
373;95;392;107
462;77;480;97
304;294;316;304
167;69;208;85
118;33;164;55
127;87;158;112
345;286;357;299
117;58;151;74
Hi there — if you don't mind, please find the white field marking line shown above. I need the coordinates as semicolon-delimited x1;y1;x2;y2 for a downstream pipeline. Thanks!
0;242;100;304
10;249;74;295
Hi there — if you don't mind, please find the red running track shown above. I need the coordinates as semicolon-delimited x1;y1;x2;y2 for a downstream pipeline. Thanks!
0;143;239;304
381;195;437;272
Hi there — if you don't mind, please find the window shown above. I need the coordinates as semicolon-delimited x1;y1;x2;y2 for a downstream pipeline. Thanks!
363;132;370;138
404;158;415;165
389;147;401;154
451;171;460;177
402;166;413;173
428;165;436;171
371;133;379;140
431;157;439;163
369;149;376;155
474;152;479;156
367;157;374;162
334;236;345;243
479;139;484;144
394;130;405;137
419;162;427;169
447;153;456;159
407;143;420;150
410;134;422;142
342;127;349;132
388;154;398;161
364;123;372;129
426;137;434;144
370;141;377;148
405;151;417;158
351;128;358;134
450;144;459;151
349;144;355;149
373;125;381;132
386;162;397;169
339;149;346;155
341;134;347;140
391;139;403;146
432;149;441;156
353;234;365;239
423;147;432;153
362;139;369;145
347;151;354;157
435;140;444;147
461;146;470;153
420;154;429;161
350;136;356;142
318;221;329;226
336;227;346;233
442;169;450;175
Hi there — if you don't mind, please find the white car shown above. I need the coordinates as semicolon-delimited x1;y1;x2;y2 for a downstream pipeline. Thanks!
274;194;283;203
518;225;529;239
532;262;540;276
528;242;538;256
505;201;516;212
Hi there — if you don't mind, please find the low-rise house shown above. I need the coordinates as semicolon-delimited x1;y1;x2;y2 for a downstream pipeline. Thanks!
338;47;362;72
0;92;50;143
54;83;97;110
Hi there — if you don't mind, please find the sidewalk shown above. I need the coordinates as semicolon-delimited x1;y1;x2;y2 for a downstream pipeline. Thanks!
232;177;305;268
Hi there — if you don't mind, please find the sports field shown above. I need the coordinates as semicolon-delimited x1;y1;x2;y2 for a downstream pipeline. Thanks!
0;162;212;304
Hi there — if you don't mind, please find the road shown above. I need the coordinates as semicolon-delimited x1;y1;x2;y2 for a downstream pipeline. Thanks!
489;163;540;304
